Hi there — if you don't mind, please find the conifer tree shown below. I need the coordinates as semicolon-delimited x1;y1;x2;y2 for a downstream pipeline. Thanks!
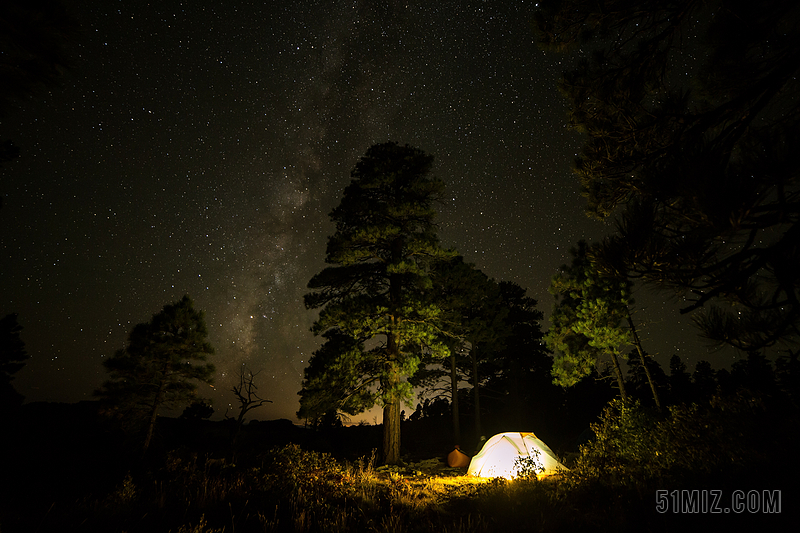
546;241;661;408
302;142;454;464
535;0;800;349
484;281;552;428
412;256;506;443
297;329;377;423
546;242;629;401
668;354;692;404
95;295;215;453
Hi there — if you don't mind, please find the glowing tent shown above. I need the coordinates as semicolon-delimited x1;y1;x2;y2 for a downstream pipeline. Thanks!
467;432;567;479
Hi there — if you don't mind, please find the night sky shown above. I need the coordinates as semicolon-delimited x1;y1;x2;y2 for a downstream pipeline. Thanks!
1;0;725;422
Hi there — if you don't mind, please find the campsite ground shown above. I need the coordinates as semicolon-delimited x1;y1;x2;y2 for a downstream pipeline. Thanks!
1;401;794;532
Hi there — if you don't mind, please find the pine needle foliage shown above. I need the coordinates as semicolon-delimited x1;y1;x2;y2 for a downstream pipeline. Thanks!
535;0;800;349
302;142;455;463
95;295;215;452
545;241;632;398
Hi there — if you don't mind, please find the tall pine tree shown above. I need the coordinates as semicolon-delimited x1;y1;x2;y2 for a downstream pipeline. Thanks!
302;142;454;464
483;281;553;429
95;296;215;453
546;241;632;401
411;256;506;444
546;241;662;407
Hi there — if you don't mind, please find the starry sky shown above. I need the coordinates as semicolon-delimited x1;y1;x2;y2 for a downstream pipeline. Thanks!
1;0;727;422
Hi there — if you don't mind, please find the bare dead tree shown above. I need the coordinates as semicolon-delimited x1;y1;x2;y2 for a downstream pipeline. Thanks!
226;364;272;450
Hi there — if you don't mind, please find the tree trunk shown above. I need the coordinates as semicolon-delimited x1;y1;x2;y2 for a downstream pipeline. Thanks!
472;345;482;438
382;400;401;464
231;408;246;451
382;360;402;464
143;379;165;454
626;311;662;410
609;351;628;403
450;352;461;445
382;237;404;465
382;325;403;464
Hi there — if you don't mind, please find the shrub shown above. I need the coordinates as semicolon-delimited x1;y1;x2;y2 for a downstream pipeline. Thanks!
569;392;769;489
513;449;544;480
261;444;347;496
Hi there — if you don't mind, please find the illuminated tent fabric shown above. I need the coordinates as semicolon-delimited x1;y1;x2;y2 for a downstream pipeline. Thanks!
467;432;567;479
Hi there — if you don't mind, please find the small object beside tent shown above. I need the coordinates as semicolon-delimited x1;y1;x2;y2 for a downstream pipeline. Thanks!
447;445;470;467
467;432;567;479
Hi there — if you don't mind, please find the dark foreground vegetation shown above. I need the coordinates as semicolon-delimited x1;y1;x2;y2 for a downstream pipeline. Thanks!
2;384;796;533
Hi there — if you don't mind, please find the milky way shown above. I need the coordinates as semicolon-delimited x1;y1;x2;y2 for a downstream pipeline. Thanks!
1;0;725;421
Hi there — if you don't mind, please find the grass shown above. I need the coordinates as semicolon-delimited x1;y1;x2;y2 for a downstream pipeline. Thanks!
2;443;574;533
4;393;794;532
7;443;783;533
